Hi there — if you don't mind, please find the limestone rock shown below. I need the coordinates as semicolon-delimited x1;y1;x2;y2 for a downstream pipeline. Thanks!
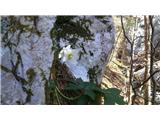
1;16;115;104
57;16;115;84
1;16;55;104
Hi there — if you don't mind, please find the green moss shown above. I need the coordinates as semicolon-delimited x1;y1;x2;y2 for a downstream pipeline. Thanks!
2;16;41;52
26;68;36;83
25;68;36;103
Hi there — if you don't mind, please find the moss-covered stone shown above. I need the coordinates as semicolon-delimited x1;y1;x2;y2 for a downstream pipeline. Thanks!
26;68;36;83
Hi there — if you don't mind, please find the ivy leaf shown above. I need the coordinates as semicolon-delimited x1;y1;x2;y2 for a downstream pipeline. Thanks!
103;88;126;105
65;81;82;91
104;88;121;95
77;95;89;105
116;96;126;105
84;89;96;101
104;94;116;105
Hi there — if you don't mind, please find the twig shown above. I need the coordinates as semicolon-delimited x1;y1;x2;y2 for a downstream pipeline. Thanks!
121;16;135;104
56;86;81;101
133;70;160;89
120;16;132;44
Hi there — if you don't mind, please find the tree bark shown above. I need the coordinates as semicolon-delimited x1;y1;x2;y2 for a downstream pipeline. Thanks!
144;16;149;105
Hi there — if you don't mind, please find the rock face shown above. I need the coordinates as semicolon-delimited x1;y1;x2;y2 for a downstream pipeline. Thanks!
130;16;160;104
1;16;115;104
152;16;160;104
57;16;115;84
1;16;56;104
152;16;160;61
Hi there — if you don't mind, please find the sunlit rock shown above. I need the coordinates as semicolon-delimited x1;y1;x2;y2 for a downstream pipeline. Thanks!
57;16;115;84
1;16;115;104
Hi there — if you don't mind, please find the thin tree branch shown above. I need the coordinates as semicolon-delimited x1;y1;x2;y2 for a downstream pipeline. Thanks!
143;16;149;105
121;16;132;44
133;70;160;89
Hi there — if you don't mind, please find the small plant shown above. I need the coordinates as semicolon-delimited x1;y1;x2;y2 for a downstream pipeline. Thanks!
58;45;79;65
65;79;126;105
50;16;94;51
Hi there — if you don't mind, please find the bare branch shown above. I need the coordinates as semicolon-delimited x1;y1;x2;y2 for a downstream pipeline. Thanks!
149;15;157;104
133;70;160;89
120;16;132;44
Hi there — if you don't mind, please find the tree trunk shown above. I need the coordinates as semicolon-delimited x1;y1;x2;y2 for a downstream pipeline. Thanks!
143;16;150;105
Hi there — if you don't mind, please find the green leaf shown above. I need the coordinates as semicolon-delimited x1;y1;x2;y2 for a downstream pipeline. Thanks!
65;82;81;90
64;79;126;105
115;96;126;105
84;90;96;101
77;95;89;105
104;88;126;105
104;88;121;95
104;94;116;105
48;81;56;91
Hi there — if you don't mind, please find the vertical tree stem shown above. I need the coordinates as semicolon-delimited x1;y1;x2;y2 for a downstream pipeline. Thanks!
144;16;149;105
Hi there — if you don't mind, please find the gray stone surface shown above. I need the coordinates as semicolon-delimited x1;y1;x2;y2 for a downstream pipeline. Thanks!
59;16;115;84
1;16;55;104
1;16;115;104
